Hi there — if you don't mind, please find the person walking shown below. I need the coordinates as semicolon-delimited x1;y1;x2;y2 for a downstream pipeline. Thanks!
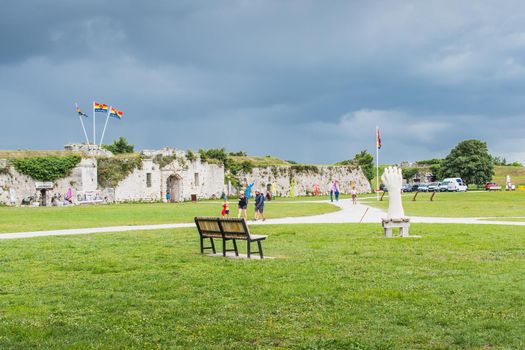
237;193;248;220
351;185;357;205
330;181;339;202
254;190;265;221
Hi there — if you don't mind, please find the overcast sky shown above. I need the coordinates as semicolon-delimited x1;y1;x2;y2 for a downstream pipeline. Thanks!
2;1;525;164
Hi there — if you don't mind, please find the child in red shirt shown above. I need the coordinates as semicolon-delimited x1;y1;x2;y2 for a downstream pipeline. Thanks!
221;200;229;217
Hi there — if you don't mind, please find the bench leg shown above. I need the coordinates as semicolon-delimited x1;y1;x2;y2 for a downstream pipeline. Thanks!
223;238;227;257
232;239;239;256
210;237;216;254
257;240;263;259
247;241;251;258
200;236;204;254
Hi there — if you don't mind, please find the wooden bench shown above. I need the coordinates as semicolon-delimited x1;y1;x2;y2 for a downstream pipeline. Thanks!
194;217;267;259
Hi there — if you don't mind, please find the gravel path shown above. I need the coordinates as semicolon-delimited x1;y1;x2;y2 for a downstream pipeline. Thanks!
1;199;524;240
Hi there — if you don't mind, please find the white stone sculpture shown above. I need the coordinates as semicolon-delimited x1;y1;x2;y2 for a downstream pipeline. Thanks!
380;166;405;220
380;166;411;237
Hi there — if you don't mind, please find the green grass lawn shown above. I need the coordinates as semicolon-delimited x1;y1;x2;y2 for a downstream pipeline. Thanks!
0;201;339;233
363;190;525;217
0;223;523;349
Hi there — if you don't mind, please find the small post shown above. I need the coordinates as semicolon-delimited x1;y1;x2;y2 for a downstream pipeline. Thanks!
380;191;386;201
412;191;419;201
359;207;369;223
430;192;436;201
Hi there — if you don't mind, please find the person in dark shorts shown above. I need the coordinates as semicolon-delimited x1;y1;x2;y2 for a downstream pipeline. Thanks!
237;193;248;220
254;190;265;221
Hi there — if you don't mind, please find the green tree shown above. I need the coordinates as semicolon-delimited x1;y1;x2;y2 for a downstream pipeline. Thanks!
102;137;134;154
198;148;229;167
491;156;507;166
402;167;419;182
336;150;374;181
353;150;374;182
440;139;494;185
429;163;442;181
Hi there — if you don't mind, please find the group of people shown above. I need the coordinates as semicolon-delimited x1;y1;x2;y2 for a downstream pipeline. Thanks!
221;180;359;220
330;180;358;205
221;183;266;221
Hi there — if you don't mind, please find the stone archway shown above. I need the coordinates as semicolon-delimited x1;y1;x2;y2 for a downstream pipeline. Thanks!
167;174;182;202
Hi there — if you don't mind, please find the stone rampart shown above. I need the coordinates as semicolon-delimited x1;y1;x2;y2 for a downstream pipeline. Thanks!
233;165;371;196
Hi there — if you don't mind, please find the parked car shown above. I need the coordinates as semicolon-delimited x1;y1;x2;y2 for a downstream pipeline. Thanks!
402;184;413;192
411;184;420;192
441;178;468;192
427;182;440;192
418;183;429;192
439;181;450;191
485;182;502;191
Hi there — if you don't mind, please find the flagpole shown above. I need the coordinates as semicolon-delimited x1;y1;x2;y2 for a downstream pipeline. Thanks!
99;106;111;147
75;103;90;145
92;101;96;149
376;126;379;200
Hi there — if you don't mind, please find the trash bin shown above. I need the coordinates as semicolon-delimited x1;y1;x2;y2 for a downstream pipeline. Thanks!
191;194;197;202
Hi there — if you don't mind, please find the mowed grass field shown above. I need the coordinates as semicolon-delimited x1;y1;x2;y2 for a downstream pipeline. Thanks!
0;223;523;349
0;201;339;233
363;190;525;218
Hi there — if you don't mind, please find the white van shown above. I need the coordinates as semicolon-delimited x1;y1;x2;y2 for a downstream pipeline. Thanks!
442;178;468;192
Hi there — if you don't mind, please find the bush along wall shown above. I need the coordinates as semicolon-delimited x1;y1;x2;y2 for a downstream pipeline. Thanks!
97;156;143;188
10;155;81;181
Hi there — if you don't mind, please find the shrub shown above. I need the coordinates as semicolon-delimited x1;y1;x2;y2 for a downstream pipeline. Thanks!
153;154;178;168
102;137;134;154
97;156;143;188
11;155;81;181
186;150;196;162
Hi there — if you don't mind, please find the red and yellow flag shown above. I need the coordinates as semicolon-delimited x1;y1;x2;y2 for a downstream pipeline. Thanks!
93;102;108;113
376;128;382;149
110;107;123;119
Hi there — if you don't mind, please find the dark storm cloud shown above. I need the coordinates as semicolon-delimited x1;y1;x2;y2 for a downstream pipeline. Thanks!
2;1;525;163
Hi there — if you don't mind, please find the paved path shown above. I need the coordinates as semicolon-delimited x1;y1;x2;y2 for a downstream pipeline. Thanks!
1;199;524;240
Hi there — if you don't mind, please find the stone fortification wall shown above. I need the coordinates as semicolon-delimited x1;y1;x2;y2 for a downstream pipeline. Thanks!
113;158;162;202
113;149;224;202
0;147;223;205
0;158;97;206
234;165;371;196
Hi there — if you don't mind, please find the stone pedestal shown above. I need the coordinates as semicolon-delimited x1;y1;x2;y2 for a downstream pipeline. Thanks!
382;218;411;238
